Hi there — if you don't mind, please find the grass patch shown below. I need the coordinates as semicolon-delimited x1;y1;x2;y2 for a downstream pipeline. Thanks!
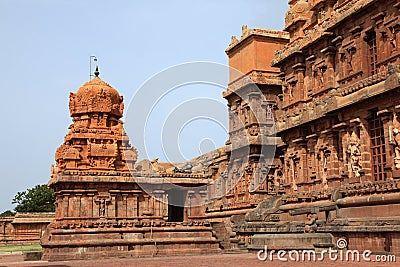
0;244;41;253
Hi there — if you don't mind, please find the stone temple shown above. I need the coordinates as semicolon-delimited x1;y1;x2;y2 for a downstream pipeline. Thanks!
42;0;400;260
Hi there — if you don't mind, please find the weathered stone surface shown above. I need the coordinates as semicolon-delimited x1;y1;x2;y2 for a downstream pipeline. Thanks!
229;0;400;256
23;251;42;261
0;212;54;244
248;233;334;250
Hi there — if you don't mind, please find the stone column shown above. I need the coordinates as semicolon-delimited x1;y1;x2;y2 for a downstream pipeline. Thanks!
305;55;316;96
62;194;70;218
121;194;128;218
333;122;348;179
87;193;95;218
321;46;337;89
187;190;195;218
80;194;87;218
75;193;82;218
68;194;75;218
153;190;165;217
293;63;306;100
293;138;307;184
109;194;117;218
306;134;317;181
326;130;340;179
378;109;394;179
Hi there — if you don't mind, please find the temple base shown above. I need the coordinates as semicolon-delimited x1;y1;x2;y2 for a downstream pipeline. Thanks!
41;222;221;261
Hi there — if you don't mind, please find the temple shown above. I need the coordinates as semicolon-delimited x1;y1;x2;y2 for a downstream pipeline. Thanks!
41;68;220;260
231;0;400;254
42;0;400;260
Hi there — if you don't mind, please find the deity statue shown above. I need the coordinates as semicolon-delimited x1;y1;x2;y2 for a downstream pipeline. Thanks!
392;113;400;169
347;131;362;178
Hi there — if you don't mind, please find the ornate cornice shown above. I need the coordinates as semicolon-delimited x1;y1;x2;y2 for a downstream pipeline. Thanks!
272;0;379;66
226;26;289;53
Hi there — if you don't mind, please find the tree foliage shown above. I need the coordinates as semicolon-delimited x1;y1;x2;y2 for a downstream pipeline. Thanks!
0;210;15;217
12;184;55;212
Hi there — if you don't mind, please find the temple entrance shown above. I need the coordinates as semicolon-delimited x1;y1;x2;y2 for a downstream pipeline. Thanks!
167;189;186;222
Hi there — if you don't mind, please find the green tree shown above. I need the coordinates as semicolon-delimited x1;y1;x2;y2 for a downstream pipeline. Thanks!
12;184;55;212
0;210;15;217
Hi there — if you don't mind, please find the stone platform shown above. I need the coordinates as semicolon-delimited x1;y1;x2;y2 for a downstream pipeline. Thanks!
247;233;334;251
41;221;220;261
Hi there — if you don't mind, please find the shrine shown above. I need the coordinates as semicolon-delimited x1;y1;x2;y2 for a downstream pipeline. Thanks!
41;68;219;260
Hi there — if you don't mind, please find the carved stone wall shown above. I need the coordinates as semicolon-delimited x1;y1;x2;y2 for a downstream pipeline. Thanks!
229;0;400;255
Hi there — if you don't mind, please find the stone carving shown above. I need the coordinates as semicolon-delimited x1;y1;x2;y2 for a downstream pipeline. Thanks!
345;47;356;73
150;158;166;172
347;131;362;178
173;162;193;173
230;35;238;47
94;195;111;218
304;213;318;233
388;27;397;52
69;77;124;118
272;0;378;66
272;167;283;193
87;139;117;157
53;74;137;174
289;156;299;192
319;147;330;189
392;112;400;169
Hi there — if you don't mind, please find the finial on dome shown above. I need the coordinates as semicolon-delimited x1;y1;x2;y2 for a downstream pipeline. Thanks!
94;66;100;78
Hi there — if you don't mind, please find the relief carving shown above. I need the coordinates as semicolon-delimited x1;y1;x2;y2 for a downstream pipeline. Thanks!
347;130;362;178
94;195;111;218
388;26;398;53
87;139;117;157
392;112;400;169
304;213;318;233
319;147;330;189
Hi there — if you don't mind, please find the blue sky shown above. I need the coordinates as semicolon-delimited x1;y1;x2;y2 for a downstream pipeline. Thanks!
0;1;288;212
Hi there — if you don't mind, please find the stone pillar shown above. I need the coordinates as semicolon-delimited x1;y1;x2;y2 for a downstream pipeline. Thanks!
378;109;394;179
187;190;195;218
326;130;340;178
293;138;307;184
121;194;128;218
87;193;95;218
306;134;317;181
333;122;348;179
153;190;165;217
109;194;117;218
68;194;75;218
55;196;62;219
62;194;70;218
248;92;262;124
293;63;306;100
80;194;87;218
321;46;337;88
132;194;139;218
305;55;316;96
117;194;126;218
75;193;82;218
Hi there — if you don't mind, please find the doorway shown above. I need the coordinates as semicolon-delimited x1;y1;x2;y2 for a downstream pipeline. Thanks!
167;189;186;222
